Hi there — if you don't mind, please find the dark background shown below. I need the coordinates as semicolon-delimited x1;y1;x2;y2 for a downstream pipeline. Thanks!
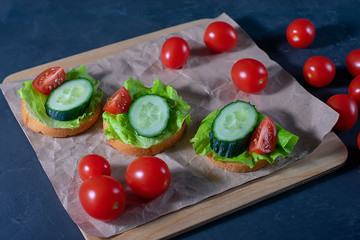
1;0;359;239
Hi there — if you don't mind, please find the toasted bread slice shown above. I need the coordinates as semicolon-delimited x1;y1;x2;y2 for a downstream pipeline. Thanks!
103;120;186;156
21;99;101;138
206;152;269;172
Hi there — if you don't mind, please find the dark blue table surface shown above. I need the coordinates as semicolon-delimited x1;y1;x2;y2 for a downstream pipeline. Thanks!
1;1;360;239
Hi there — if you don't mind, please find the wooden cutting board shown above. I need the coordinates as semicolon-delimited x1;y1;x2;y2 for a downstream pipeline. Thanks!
4;19;348;240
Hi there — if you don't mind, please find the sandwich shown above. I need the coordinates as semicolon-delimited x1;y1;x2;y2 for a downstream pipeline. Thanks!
190;100;299;172
18;65;103;137
102;78;191;156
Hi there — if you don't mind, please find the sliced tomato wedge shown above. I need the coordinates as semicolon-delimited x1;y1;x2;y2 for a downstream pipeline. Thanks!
32;66;66;95
249;117;277;154
103;87;131;114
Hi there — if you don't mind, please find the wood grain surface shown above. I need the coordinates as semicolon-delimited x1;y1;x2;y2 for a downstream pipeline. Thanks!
4;19;348;240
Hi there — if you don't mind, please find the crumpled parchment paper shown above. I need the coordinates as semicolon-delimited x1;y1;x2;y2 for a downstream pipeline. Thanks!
0;13;338;238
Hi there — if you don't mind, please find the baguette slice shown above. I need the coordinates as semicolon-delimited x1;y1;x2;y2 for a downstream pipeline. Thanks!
103;120;186;157
21;99;101;138
206;152;269;172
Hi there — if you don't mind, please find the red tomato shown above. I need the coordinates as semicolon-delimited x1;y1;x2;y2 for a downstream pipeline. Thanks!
303;56;336;87
78;154;111;181
160;37;190;69
286;18;316;48
231;58;268;93
103;87;131;114
357;133;360;150
126;156;171;198
79;175;126;221
326;94;358;131
204;21;238;52
346;49;360;77
249;117;277;154
349;75;360;108
32;66;66;95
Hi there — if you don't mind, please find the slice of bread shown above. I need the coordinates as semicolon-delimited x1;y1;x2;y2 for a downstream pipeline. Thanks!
21;99;101;138
206;152;269;172
103;120;186;156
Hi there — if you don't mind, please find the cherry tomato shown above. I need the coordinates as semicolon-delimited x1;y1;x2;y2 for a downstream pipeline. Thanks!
286;18;316;48
126;156;171;198
103;87;131;114
78;154;111;181
349;75;360;108
79;175;126;221
249;117;277;154
160;37;190;69
32;66;66;95
303;56;336;87
231;58;268;93
326;94;358;131
204;21;238;52
357;133;360;150
346;49;360;77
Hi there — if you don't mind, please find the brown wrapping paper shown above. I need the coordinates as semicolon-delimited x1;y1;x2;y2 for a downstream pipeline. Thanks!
0;13;338;237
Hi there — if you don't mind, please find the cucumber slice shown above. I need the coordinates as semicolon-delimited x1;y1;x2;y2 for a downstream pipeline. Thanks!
128;94;170;137
210;101;258;158
45;78;94;121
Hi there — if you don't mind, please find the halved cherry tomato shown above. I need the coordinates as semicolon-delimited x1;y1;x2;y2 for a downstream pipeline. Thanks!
160;37;190;69
231;58;268;93
79;175;126;221
326;94;358;131
204;21;238;52
249;117;277;154
32;66;66;95
349;75;360;108
78;154;111;181
103;87;131;114
346;49;360;77
126;156;171;198
286;18;316;48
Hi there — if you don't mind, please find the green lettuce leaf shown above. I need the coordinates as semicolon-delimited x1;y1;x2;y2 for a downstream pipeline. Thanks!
103;78;191;148
190;108;299;169
18;65;104;129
